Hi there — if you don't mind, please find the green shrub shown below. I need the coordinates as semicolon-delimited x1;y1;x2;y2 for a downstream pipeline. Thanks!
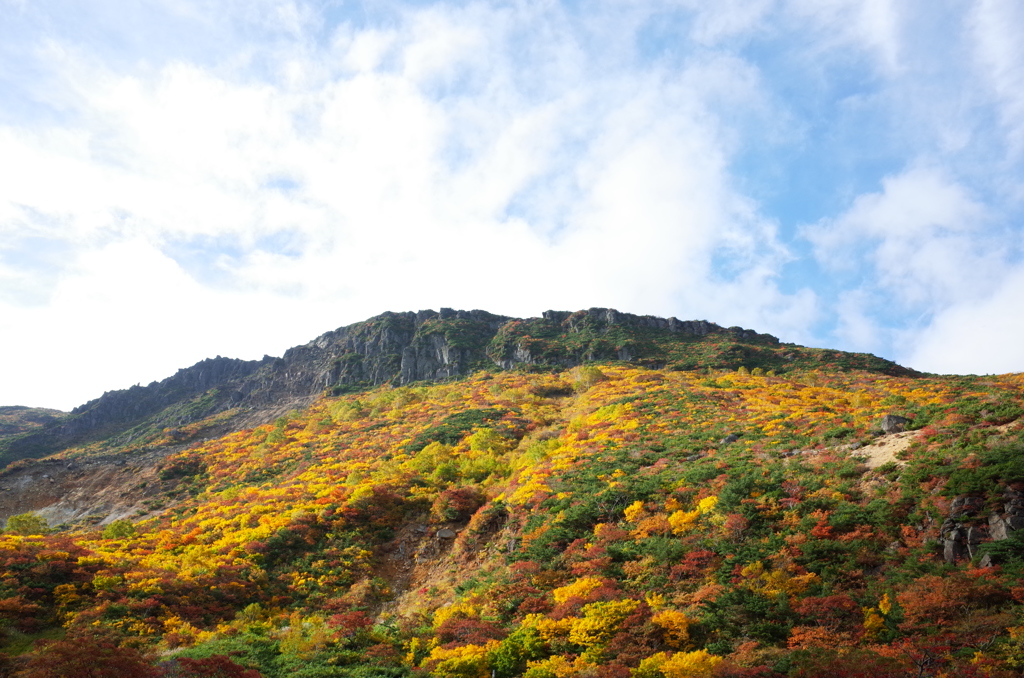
102;519;136;539
5;512;48;535
945;440;1024;496
572;365;606;392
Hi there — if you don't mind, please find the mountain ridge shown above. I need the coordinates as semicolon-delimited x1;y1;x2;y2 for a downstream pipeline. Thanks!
1;307;912;468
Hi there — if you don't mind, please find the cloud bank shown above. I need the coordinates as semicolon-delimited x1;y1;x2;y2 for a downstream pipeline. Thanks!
1;1;1022;410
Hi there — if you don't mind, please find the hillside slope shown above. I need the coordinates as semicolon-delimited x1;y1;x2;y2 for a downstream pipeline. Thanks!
1;360;1022;677
0;406;64;441
0;308;912;470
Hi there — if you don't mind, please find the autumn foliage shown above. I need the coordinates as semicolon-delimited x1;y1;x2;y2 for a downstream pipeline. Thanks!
0;365;1023;677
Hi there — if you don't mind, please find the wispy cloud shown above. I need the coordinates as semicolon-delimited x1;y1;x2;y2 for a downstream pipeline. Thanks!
971;0;1024;157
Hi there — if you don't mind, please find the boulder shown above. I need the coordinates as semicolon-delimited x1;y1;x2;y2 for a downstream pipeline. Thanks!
436;528;457;539
943;534;968;564
990;513;1017;541
880;414;910;434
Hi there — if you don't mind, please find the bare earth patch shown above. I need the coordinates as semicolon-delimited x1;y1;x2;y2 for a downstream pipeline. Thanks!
856;431;918;469
996;419;1022;434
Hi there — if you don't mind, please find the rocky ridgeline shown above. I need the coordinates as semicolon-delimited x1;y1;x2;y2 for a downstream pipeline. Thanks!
1;308;772;464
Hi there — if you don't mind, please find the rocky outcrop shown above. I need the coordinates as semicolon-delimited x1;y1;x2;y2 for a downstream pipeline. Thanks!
940;495;988;563
941;488;1024;564
240;308;511;403
1;310;514;463
66;356;271;431
988;488;1024;541
541;308;727;336
0;357;272;464
880;414;910;434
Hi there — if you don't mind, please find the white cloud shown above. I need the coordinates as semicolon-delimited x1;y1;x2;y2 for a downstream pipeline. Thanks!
804;164;1024;371
907;264;1024;374
805;166;993;309
0;239;326;410
785;0;903;73
0;2;821;409
3;0;1024;410
833;289;881;351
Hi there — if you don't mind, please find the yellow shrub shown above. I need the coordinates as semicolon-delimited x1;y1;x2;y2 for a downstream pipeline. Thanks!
624;500;646;523
533;616;575;641
862;607;885;638
524;655;596;678
552;576;604;604
651;610;691;648
697;496;718;513
878;592;892;615
568;599;640;648
433;601;479;628
425;640;499;678
645;593;666;609
668;510;699;535
635;650;722;678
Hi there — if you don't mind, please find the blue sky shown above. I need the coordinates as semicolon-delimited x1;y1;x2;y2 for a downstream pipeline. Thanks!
2;0;1023;410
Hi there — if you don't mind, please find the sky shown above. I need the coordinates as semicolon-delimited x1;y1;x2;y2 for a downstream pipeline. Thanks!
1;0;1023;411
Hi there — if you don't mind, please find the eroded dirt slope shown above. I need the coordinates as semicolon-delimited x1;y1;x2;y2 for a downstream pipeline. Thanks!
0;448;182;529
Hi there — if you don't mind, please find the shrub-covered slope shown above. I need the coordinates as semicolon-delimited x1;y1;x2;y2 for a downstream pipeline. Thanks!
1;364;1023;677
0;407;64;440
0;308;913;469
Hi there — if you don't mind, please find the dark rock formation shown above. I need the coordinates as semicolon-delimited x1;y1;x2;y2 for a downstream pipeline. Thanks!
989;488;1024;541
940;496;988;563
941;489;1024;564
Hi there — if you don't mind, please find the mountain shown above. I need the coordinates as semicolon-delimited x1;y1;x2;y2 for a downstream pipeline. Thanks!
0;406;64;437
1;309;1021;678
0;308;910;469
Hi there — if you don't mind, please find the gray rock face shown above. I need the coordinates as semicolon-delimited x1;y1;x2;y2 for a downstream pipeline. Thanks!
1;356;273;461
941;496;992;563
950;495;986;519
941;489;1024;564
880;414;910;434
988;488;1024;542
943;530;968;563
